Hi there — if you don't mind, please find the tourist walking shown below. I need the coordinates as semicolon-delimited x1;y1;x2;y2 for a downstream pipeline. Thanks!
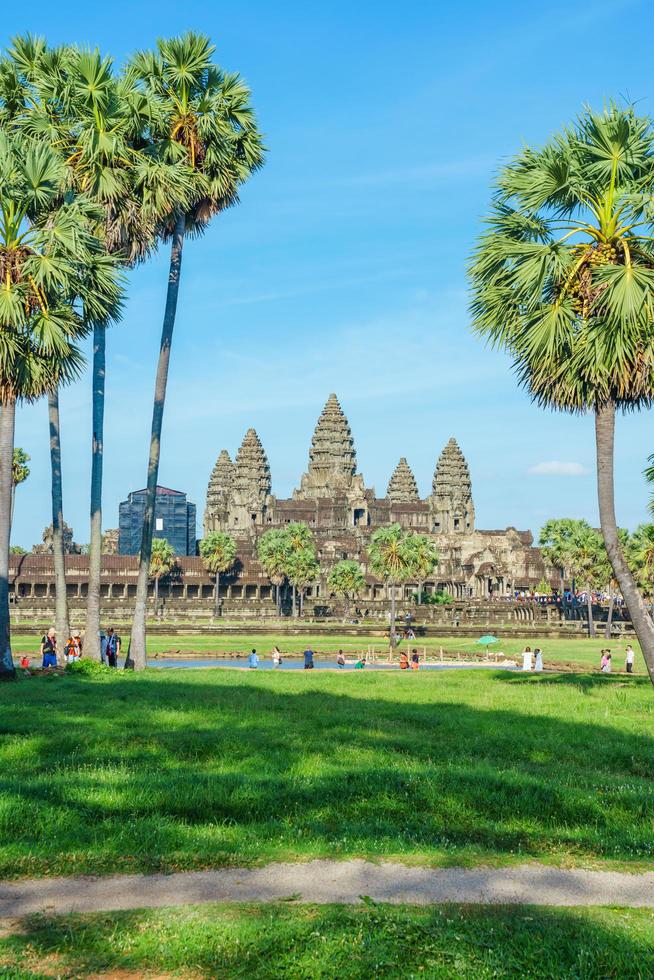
248;649;259;669
102;628;121;668
272;646;282;668
625;645;635;674
65;632;82;663
521;646;533;671
410;649;420;670
601;650;612;673
303;648;315;670
40;628;58;669
337;650;346;668
399;651;409;670
534;648;543;672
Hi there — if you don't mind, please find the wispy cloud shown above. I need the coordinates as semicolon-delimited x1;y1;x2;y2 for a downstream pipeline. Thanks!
528;461;590;477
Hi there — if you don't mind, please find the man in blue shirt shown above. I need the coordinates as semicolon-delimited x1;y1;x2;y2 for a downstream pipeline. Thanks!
303;648;314;670
248;649;259;669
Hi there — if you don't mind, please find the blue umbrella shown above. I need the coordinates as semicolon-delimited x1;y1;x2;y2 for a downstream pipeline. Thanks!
477;635;498;646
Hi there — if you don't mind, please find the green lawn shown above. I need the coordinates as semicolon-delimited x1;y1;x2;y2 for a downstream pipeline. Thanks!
11;630;647;671
1;903;654;978
1;668;653;879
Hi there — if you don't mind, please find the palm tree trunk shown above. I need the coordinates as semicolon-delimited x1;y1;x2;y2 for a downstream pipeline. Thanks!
214;571;220;616
596;402;654;683
586;581;595;638
85;323;105;661
390;582;397;652
417;581;423;605
0;401;16;678
154;577;159;603
605;590;615;641
48;389;69;648
292;584;297;618
299;589;304;617
130;213;185;669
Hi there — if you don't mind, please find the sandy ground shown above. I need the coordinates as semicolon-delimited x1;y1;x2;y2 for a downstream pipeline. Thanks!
2;861;654;917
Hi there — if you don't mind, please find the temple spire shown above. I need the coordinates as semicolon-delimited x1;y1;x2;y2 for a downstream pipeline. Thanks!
296;394;360;498
386;457;419;502
233;428;271;505
431;437;474;533
203;450;234;534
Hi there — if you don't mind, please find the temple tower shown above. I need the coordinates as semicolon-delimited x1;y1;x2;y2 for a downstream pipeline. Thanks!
230;428;271;529
203;449;234;534
386;458;419;502
430;437;475;533
295;394;365;499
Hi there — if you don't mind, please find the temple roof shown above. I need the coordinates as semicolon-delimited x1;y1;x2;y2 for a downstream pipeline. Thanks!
386;457;419;502
207;450;234;502
296;394;359;497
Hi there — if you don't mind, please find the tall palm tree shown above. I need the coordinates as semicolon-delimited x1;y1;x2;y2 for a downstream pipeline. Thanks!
327;559;366;622
404;533;439;604
539;518;579;594
149;537;176;605
368;525;415;650
286;547;320;618
282;523;315;617
257;528;290;615
47;388;69;642
127;32;265;668
470;104;654;684
199;531;237;616
566;522;604;638
5;38;186;659
10;447;29;525
0;131;115;676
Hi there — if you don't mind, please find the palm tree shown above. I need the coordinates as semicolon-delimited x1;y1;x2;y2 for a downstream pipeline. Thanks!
127;32;264;669
566;522;605;638
470;104;654;684
327;559;366;622
257;528;290;616
539;519;579;594
286;547;320;618
47;389;69;642
368;525;415;650
149;537;176;604
404;533;439;604
0;131;113;677
628;524;654;599
283;523;315;617
199;531;237;616
10;447;29;525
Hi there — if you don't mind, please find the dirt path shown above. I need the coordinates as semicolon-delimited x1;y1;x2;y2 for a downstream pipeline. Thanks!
2;861;654;917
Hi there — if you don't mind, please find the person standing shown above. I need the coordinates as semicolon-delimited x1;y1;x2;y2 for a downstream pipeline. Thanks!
272;646;282;669
248;649;259;669
103;628;121;668
601;651;612;673
337;650;346;668
303;648;314;670
65;633;82;663
625;645;635;674
534;648;543;672
521;646;533;671
399;651;409;670
40;628;58;669
410;649;420;670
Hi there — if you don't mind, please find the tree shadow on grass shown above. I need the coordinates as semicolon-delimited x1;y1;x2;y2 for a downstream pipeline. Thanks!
0;672;653;873
1;903;653;979
492;672;647;690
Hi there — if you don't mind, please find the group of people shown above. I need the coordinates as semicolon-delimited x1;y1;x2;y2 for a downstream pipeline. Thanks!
248;647;316;670
246;646;424;670
600;647;635;673
521;646;544;672
21;626;122;670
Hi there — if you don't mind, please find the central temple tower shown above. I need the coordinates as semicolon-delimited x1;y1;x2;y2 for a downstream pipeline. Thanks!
295;393;366;499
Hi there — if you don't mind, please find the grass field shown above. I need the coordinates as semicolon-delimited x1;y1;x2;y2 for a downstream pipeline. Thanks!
1;903;654;978
1;668;653;879
11;630;647;671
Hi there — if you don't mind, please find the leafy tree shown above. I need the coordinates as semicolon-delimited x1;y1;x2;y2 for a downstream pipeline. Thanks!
404;533;439;605
149;538;177;603
128;33;264;668
628;524;654;598
9;546;26;555
327;559;366;621
368;525;415;648
566;522;605;638
471;104;654;684
286;547;320;618
257;528;291;616
11;447;29;524
200;531;237;616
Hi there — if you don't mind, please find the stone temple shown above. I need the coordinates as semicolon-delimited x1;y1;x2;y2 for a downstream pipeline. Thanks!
204;393;544;600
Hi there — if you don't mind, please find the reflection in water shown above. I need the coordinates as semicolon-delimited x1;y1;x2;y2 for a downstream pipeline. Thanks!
145;658;518;672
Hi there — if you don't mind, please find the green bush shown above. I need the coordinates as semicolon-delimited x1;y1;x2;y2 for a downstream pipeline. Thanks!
66;659;109;677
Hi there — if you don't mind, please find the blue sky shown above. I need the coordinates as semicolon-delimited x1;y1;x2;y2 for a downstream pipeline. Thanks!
6;0;654;548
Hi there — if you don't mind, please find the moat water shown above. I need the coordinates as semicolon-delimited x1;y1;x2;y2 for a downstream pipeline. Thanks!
145;658;519;671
